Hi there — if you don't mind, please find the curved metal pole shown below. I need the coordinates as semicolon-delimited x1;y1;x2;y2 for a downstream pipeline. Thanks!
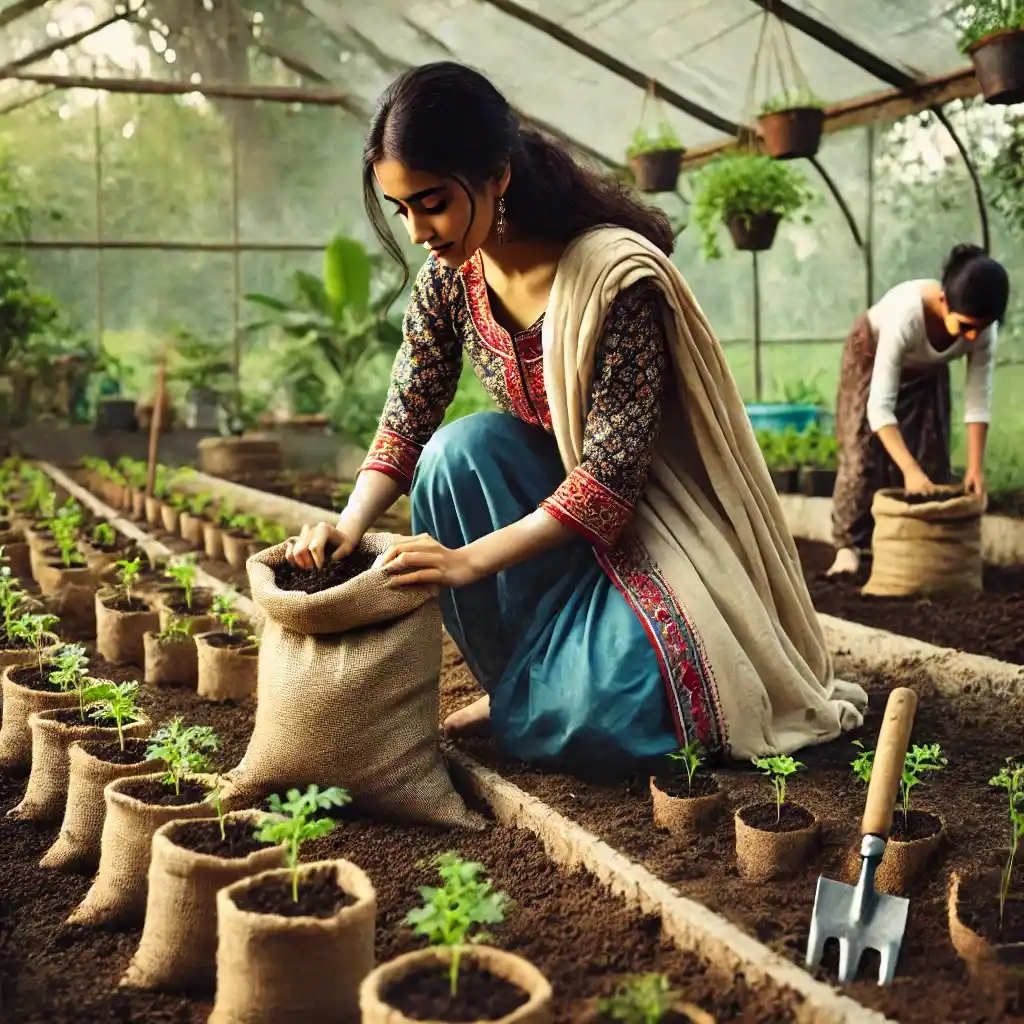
809;156;864;251
931;106;991;252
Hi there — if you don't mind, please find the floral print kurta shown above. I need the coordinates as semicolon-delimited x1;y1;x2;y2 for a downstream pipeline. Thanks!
361;252;668;550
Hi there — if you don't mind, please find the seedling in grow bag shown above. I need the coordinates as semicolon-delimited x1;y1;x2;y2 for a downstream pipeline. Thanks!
228;513;256;536
596;972;681;1024
666;738;703;795
207;774;229;841
115;558;141;604
255;784;351;902
211;593;240;633
163;556;198;610
87;679;142;751
54;530;85;569
215;502;236;529
752;754;804;823
9;612;60;673
851;740;947;827
146;718;219;797
188;492;213;517
157;618;193;643
989;759;1024;937
406;851;509;996
92;523;117;549
254;519;287;545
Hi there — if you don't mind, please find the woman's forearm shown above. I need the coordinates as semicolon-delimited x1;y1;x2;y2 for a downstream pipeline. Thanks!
875;424;919;475
966;421;988;473
337;469;405;538
464;508;578;579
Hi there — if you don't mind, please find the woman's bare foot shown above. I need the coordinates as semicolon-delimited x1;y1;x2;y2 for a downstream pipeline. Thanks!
443;695;491;738
826;547;861;576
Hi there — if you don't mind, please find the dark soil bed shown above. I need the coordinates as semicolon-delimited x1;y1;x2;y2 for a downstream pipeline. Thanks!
119;777;210;807
99;596;150;614
738;802;815;833
79;738;150;766
231;866;355;919
168;818;269;860
384;962;528;1021
157;593;213;616
6;665;63;693
200;632;254;650
798;538;1024;665
0;645;798;1024
272;546;376;593
440;635;1024;1024
891;809;943;842
46;708;117;728
651;772;718;800
958;870;1024;946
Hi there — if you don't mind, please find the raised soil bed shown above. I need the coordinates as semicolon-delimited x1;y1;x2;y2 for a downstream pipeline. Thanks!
798;539;1024;665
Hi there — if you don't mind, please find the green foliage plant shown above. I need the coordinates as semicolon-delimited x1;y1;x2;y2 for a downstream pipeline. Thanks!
115;557;141;603
163;556;197;609
156;617;193;643
10;612;59;673
752;754;804;822
626;121;683;158
952;0;1024;50
145;718;219;796
92;522;117;548
665;738;703;795
759;91;826;115
596;972;680;1024
989;759;1024;937
87;679;142;751
850;740;947;827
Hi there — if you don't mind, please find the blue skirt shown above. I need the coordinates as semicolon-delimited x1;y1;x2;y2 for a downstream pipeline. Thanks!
410;411;677;771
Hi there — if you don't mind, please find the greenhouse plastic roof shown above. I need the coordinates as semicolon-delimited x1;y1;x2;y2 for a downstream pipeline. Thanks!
1;0;976;167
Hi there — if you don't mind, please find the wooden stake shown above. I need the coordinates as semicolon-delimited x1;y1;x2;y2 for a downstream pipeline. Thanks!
145;352;167;498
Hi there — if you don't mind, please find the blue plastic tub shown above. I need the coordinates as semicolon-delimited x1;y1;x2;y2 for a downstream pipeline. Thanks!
744;403;821;433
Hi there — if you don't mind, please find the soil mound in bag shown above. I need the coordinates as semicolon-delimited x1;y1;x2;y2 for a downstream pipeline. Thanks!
224;537;481;829
863;487;986;598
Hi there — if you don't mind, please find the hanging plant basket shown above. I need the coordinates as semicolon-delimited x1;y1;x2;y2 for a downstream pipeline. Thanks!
758;107;825;160
629;148;685;193
968;30;1024;105
728;211;781;252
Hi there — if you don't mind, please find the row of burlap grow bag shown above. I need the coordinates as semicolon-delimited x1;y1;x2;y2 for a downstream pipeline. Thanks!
7;708;151;822
863;487;986;597
33;551;96;638
0;647;74;772
221;536;482;829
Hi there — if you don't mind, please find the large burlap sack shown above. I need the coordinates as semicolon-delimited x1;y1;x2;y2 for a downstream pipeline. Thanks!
225;537;481;828
68;771;216;926
40;739;164;872
196;633;258;702
121;810;286;991
7;709;151;822
96;590;160;665
209;859;375;1024
863;487;986;597
0;664;77;772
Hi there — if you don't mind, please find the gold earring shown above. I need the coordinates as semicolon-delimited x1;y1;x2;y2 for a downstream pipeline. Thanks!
496;197;507;245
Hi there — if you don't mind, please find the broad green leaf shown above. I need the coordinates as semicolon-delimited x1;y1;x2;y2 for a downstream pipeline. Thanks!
323;235;372;318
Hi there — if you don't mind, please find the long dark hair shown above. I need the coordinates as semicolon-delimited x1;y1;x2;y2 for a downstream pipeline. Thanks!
941;243;1010;323
362;62;674;287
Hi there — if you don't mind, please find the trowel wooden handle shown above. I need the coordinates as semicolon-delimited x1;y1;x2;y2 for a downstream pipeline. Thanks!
861;687;918;839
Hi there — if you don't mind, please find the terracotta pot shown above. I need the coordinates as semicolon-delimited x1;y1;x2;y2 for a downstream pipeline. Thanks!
728;211;781;252
650;775;723;839
0;660;78;771
628;148;684;193
204;521;225;561
758;107;824;160
360;945;553;1024
143;630;198;687
734;802;820;882
96;589;160;665
40;738;164;872
144;496;164;526
7;708;151;822
969;30;1024;105
160;503;181;534
210;860;377;1024
195;632;258;702
179;512;206;548
221;531;251;570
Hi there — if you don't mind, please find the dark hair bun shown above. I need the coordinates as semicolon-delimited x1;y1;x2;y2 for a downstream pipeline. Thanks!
942;243;987;279
940;243;1010;323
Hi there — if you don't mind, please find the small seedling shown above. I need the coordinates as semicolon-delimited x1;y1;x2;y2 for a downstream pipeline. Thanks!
752;754;804;823
255;785;351;902
406;851;508;996
115;558;141;604
157;617;193;643
850;741;947;827
216;502;236;529
596;972;681;1024
989;760;1024;938
92;522;117;548
88;679;142;751
163;556;198;609
146;718;219;796
228;512;256;536
207;774;229;841
188;492;212;517
666;738;703;795
255;519;287;545
10;612;60;673
211;593;240;633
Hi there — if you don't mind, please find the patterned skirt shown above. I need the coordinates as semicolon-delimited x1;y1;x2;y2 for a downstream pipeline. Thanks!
832;314;952;551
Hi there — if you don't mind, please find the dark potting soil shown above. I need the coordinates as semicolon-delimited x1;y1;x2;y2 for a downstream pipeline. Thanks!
383;963;528;1022
7;665;63;693
79;738;151;766
231;866;356;919
100;596;150;614
650;772;719;800
890;809;943;842
891;488;967;505
798;538;1024;665
958;869;1024;946
169;818;269;859
738;802;815;833
47;708;117;727
272;546;376;594
119;777;210;807
202;632;255;650
159;593;212;616
0;632;33;650
439;632;1024;1024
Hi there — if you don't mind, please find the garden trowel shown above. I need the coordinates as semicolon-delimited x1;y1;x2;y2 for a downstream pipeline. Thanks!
805;686;918;986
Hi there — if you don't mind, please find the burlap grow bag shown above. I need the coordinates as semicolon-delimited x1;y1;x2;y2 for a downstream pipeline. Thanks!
8;710;151;822
863;488;986;597
144;630;198;686
68;772;217;926
1;535;32;578
40;739;165;872
121;811;286;991
34;563;96;637
196;633;258;702
96;590;160;665
0;663;78;772
226;538;481;828
180;512;207;548
209;859;376;1024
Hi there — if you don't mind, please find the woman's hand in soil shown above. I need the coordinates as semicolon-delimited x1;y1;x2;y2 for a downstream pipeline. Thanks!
903;466;938;495
285;522;355;570
962;467;986;497
378;535;480;588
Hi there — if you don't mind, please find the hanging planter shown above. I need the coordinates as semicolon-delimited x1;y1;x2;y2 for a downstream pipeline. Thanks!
757;94;826;160
691;152;812;260
959;4;1024;105
625;82;685;194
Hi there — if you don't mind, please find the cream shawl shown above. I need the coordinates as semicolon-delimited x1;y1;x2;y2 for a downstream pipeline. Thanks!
542;227;866;759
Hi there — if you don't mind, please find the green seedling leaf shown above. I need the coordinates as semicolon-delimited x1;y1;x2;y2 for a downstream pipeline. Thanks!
146;718;218;796
666;738;703;795
989;759;1024;939
88;679;142;751
752;754;804;823
596;972;681;1024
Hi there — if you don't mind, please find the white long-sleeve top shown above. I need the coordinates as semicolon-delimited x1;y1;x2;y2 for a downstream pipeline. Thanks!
865;280;996;432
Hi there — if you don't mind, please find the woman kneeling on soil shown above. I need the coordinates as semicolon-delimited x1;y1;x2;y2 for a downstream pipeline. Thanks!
828;245;1010;576
288;63;866;770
